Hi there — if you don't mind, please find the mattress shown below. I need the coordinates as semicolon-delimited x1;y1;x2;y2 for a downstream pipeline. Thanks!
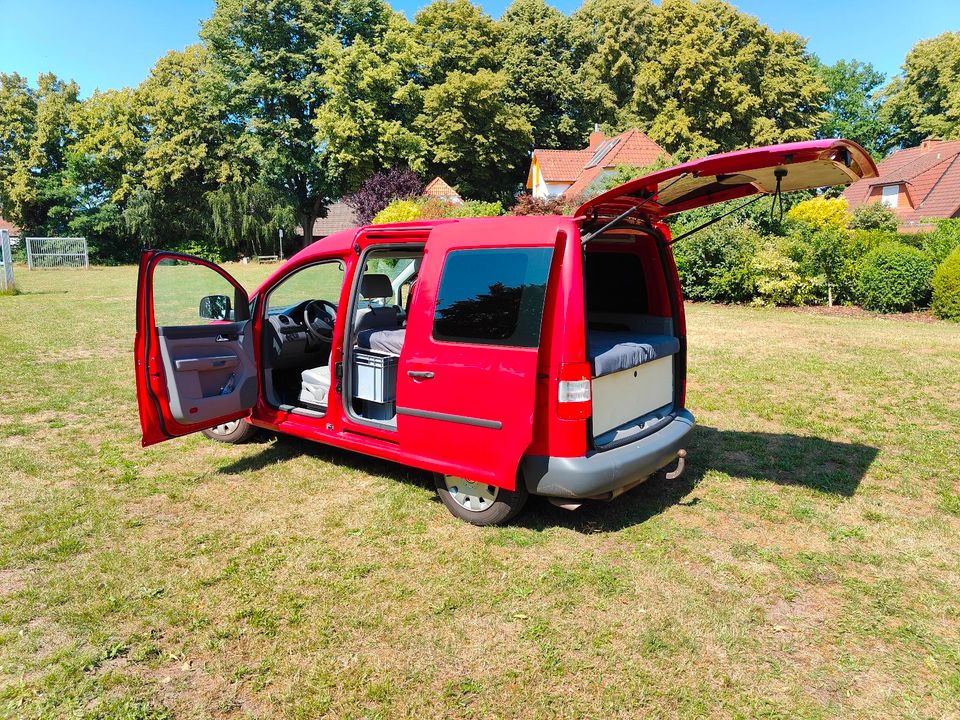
357;327;405;355
588;330;680;378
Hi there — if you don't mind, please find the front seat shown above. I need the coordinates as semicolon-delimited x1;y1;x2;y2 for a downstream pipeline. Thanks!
299;365;331;408
354;273;400;335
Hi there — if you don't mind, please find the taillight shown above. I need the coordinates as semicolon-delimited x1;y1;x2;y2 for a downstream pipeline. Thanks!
557;362;591;420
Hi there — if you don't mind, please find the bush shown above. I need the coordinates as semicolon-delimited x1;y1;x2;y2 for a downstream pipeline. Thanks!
786;196;849;230
932;246;960;321
674;220;759;303
344;168;423;225
752;243;819;306
509;194;568;216
848;202;898;231
857;243;933;312
371;199;420;225
922;219;960;264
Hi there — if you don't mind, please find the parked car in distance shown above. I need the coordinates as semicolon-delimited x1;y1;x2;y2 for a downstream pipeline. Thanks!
135;139;878;525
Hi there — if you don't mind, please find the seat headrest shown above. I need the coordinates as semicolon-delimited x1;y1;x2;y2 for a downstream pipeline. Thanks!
360;273;393;299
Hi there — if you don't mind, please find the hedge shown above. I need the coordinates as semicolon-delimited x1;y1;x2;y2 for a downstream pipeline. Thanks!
932;246;960;321
857;243;933;313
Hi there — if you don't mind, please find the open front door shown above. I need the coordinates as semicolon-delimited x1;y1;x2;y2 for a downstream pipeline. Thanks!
396;222;559;489
135;251;259;447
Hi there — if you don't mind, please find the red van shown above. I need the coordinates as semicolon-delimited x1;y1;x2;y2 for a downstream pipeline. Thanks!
135;139;877;525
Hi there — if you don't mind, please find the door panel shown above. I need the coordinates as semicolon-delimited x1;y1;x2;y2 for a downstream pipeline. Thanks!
396;223;558;489
135;251;258;447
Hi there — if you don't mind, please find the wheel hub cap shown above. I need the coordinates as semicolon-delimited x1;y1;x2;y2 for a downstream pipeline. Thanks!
444;476;498;512
210;420;241;435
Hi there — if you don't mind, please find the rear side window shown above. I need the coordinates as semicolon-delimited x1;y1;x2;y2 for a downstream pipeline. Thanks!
433;248;553;347
585;252;648;313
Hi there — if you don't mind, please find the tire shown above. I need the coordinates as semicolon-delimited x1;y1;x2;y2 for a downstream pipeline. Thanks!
434;472;529;526
201;418;260;444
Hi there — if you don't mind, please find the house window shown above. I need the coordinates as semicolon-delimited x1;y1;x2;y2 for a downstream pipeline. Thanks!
881;185;899;209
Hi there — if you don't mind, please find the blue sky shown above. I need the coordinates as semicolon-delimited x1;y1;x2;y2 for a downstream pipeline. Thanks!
1;0;958;95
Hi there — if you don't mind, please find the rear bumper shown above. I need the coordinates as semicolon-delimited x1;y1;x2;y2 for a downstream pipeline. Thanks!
521;409;695;499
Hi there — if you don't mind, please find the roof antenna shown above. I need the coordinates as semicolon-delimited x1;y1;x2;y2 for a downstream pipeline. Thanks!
770;168;787;224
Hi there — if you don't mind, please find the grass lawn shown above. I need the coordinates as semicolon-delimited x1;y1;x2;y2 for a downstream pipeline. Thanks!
1;264;958;719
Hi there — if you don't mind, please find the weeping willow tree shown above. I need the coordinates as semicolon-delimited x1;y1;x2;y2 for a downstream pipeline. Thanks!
207;182;295;257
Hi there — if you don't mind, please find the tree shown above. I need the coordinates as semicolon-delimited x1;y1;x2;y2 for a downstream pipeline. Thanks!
410;0;503;87
344;167;423;225
499;0;584;148
881;32;960;150
815;59;888;157
416;69;532;200
629;0;828;158
0;73;80;235
313;17;427;192
569;0;657;128
202;0;389;247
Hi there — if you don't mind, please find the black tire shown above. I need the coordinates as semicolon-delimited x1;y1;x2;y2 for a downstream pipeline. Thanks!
201;418;260;444
434;472;529;526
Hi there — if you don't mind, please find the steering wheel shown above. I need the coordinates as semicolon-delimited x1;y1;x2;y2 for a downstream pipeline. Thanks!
303;299;338;342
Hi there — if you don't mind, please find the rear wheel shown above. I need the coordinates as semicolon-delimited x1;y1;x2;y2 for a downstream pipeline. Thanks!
201;418;259;444
434;473;528;526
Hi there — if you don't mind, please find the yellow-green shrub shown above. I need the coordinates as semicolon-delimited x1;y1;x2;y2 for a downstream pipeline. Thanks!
786;196;849;230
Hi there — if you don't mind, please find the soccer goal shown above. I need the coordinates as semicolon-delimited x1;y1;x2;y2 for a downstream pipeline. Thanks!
26;237;89;270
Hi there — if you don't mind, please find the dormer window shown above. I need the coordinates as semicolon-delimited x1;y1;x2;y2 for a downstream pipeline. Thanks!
880;184;899;208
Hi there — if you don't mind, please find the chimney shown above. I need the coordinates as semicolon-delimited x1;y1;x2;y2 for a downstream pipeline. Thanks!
920;137;944;153
588;123;605;150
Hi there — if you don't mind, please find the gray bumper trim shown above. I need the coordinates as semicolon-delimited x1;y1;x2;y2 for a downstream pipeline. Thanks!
521;409;695;499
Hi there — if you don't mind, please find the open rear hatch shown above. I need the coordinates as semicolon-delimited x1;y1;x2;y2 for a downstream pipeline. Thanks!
577;139;878;223
578;140;878;447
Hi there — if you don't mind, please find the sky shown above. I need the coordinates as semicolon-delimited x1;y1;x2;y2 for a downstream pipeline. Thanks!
1;0;958;96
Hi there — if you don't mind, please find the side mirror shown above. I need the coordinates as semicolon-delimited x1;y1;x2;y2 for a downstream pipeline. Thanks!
199;294;233;321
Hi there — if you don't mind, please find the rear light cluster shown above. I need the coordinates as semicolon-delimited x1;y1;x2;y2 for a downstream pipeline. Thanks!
557;362;592;420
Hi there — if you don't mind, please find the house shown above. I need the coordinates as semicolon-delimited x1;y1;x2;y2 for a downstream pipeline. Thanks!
526;127;669;199
422;176;463;204
844;138;960;231
301;201;359;240
0;216;20;244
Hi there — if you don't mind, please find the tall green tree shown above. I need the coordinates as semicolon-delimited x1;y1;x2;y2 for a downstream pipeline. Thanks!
314;13;427;190
815;59;888;157
410;0;502;87
499;0;584;148
628;0;828;158
202;0;391;247
416;69;532;199
881;32;960;150
569;0;657;127
0;73;80;235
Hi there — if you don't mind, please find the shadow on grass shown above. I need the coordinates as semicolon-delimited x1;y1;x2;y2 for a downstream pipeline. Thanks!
522;425;878;533
218;424;878;533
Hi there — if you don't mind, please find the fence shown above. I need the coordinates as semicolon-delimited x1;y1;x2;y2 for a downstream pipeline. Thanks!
26;237;88;269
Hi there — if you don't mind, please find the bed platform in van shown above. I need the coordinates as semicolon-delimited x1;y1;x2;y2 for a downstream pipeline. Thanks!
588;330;680;378
588;330;680;438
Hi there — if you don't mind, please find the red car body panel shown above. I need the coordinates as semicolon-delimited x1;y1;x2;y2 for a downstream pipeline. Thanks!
136;140;877;492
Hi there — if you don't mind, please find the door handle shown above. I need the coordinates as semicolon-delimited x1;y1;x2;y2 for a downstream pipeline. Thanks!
215;334;235;343
407;370;434;379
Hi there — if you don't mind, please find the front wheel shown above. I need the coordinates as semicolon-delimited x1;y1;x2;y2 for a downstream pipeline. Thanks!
201;418;259;444
434;473;528;526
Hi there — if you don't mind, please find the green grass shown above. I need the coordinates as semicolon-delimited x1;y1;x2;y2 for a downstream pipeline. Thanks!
1;264;958;719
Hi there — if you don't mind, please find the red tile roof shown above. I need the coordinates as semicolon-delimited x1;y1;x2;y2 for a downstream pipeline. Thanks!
0;217;20;236
529;129;669;198
422;176;462;202
843;140;960;226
